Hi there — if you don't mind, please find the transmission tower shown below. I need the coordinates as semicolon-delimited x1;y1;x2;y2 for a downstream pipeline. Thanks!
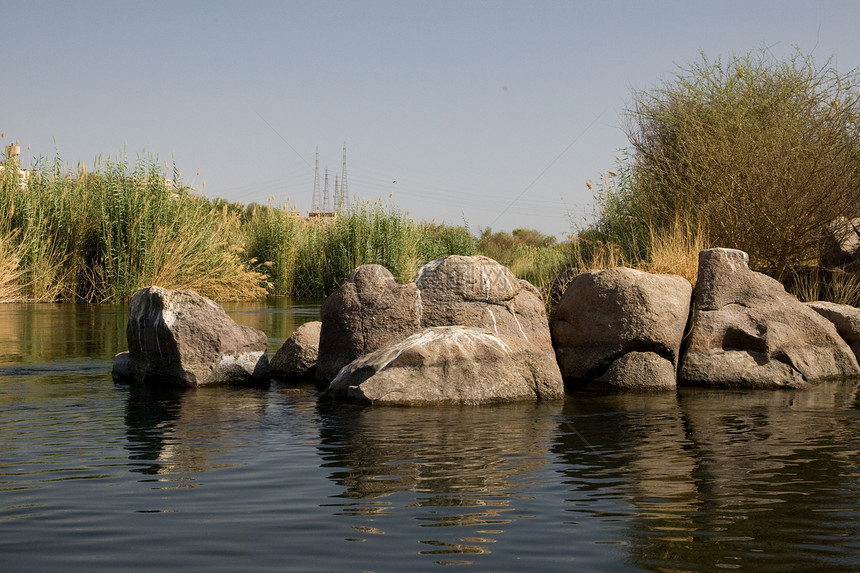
339;142;350;211
311;148;321;211
323;169;331;212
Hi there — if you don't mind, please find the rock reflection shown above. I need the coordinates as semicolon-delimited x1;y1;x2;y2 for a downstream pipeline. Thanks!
317;400;562;557
123;383;271;483
554;382;860;572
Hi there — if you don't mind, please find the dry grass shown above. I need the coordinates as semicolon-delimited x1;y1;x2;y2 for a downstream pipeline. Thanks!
641;217;707;285
0;233;24;302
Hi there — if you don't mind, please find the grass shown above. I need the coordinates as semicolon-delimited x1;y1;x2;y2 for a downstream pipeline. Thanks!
243;201;477;297
783;267;860;307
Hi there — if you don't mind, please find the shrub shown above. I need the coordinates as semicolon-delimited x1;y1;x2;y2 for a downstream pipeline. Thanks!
599;49;860;276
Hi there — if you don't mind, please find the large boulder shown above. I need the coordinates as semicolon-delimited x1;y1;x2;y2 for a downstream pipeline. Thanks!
270;320;321;381
678;249;860;389
416;255;553;347
806;301;860;362
323;326;563;405
821;217;860;267
316;265;420;382
550;267;692;391
317;255;564;404
117;286;270;387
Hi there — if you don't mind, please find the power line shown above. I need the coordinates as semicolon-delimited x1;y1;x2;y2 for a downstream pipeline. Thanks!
486;109;605;228
253;108;314;171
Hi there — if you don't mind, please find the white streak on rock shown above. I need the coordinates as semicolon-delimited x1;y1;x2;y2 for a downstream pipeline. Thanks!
486;306;498;334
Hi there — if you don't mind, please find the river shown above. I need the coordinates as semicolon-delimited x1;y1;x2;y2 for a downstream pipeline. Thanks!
1;300;858;572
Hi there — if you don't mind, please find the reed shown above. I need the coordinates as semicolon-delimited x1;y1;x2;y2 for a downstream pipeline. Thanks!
1;152;266;302
243;202;474;297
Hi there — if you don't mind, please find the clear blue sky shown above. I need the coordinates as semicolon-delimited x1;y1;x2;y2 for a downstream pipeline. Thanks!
3;0;859;238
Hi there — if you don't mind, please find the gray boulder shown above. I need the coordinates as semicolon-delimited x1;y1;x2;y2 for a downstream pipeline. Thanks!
806;301;860;362
323;326;563;405
118;286;269;387
550;267;692;391
317;255;564;404
678;249;860;389
316;265;420;381
270;321;321;380
416;255;554;348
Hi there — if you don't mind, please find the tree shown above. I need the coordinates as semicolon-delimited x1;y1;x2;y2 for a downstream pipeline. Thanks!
603;49;860;274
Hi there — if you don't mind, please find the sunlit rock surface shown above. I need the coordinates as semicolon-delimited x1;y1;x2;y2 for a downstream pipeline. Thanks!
270;320;321;381
550;267;691;391
324;326;562;405
679;249;860;388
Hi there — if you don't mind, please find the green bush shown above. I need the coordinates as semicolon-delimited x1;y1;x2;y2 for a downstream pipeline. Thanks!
597;49;860;275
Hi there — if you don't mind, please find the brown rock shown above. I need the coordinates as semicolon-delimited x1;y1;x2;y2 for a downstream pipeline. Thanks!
270;321;321;380
679;249;860;389
806;301;860;362
550;267;692;390
316;265;420;381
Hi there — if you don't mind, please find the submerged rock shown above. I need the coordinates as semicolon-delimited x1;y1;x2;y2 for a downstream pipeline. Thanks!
117;286;269;387
323;326;562;405
270;320;321;380
678;249;860;389
550;267;691;391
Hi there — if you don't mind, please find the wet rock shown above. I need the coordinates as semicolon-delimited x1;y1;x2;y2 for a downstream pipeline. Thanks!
119;286;269;387
550;267;692;391
270;321;321;381
678;249;860;389
112;351;133;379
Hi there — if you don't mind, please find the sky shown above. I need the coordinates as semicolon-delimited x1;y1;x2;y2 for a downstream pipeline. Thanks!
3;0;860;239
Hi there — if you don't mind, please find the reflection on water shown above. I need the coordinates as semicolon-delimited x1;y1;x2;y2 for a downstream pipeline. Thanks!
221;297;322;354
1;301;859;572
555;385;860;572
316;400;563;565
0;303;127;364
0;297;321;366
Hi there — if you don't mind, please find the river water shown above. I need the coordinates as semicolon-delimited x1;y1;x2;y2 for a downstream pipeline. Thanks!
1;301;858;572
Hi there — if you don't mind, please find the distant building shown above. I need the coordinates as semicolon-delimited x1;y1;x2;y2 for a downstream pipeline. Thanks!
0;143;36;189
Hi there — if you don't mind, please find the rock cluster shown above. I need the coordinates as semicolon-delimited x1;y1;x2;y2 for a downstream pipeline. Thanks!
113;248;860;401
318;255;565;405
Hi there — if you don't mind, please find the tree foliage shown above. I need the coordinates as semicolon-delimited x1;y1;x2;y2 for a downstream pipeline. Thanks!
599;49;860;273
